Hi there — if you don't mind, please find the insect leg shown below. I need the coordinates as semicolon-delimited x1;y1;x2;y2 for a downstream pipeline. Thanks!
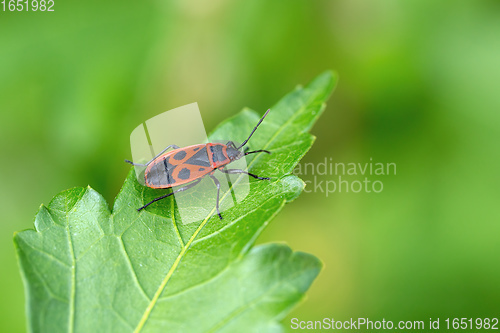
125;144;181;166
220;168;271;180
137;178;201;212
244;149;271;156
209;174;223;220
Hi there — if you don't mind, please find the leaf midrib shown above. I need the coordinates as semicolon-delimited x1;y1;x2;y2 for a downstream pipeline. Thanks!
132;214;210;332
133;91;317;332
65;200;76;333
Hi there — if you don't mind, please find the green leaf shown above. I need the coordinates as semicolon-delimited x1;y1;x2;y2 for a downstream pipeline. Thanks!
14;71;338;333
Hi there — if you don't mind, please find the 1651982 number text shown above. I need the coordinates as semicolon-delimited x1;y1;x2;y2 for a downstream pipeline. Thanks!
1;0;54;11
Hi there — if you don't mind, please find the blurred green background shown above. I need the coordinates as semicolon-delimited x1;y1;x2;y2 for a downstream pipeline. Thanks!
1;0;500;331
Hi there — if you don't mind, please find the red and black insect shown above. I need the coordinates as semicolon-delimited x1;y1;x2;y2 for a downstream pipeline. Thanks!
125;109;271;219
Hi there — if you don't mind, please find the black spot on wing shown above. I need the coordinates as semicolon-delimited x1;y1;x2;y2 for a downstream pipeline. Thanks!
193;147;200;151
185;146;211;166
199;167;205;171
173;150;187;160
178;168;191;180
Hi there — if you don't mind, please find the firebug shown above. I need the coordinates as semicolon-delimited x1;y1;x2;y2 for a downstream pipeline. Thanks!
126;109;271;219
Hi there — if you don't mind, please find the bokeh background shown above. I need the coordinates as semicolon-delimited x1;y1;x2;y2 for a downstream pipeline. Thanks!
1;0;500;331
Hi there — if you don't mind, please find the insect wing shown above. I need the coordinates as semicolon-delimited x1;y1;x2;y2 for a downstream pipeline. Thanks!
145;145;213;188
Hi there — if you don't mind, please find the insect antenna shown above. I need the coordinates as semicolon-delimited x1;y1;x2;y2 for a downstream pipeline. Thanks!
237;109;270;149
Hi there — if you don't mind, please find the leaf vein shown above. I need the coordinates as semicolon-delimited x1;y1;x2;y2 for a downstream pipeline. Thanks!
22;242;71;268
118;236;151;302
65;202;77;333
